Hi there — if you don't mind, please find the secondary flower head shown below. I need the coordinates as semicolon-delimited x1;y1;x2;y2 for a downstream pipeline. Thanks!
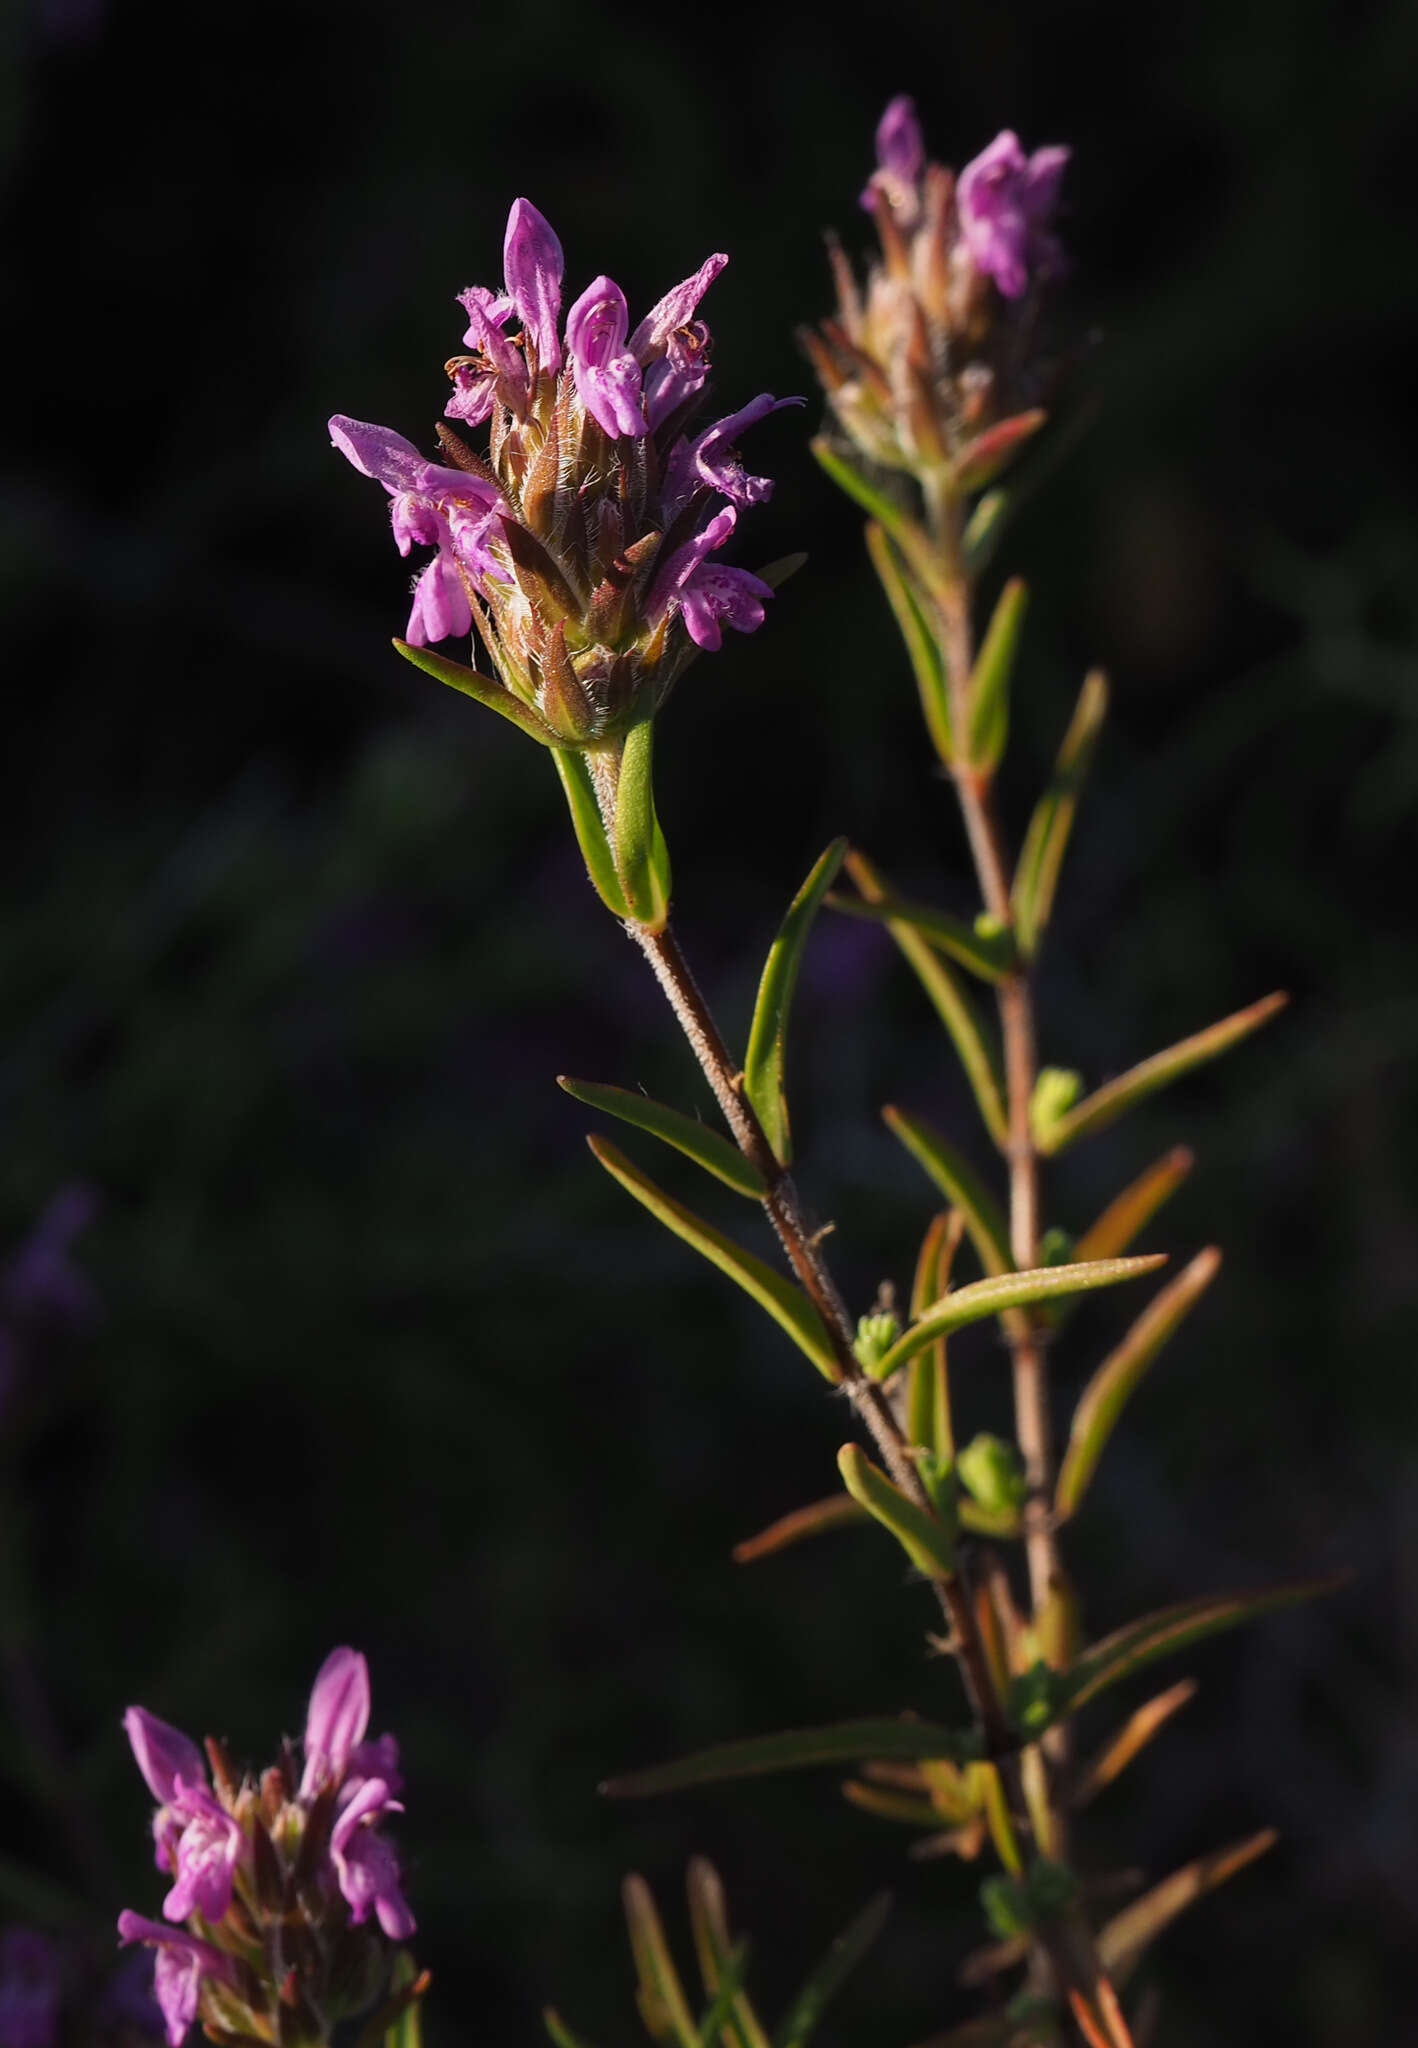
807;99;1070;485
118;1648;418;2042
331;198;799;746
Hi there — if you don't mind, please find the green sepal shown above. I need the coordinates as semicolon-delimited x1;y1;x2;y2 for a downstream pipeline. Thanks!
771;1891;892;2048
837;1443;956;1577
552;749;629;919
624;1875;700;2048
392;638;563;748
615;716;672;930
864;521;953;764
967;578;1028;774
601;1715;978;1798
1062;1577;1344;1718
848;852;1008;1149
882;1106;1011;1275
1096;1829;1277;1986
743;839;847;1165
1055;1247;1221;1521
687;1859;771;2048
826;887;1015;982
1012;669;1108;958
558;1077;766;1199
871;1255;1165;1384
1038;993;1288;1155
587;1137;840;1382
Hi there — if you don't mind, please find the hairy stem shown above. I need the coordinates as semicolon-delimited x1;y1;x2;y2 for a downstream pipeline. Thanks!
624;914;1014;1759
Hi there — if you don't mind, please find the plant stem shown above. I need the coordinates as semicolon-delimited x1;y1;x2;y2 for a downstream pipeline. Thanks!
623;914;1014;1760
926;487;1070;1760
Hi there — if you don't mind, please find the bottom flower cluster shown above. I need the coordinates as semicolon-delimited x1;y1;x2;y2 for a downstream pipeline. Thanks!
118;1648;415;2046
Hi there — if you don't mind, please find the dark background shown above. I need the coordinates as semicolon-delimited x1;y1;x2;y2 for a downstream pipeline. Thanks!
3;0;1417;2041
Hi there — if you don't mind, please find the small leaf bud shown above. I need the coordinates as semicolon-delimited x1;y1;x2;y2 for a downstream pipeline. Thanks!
957;1434;1028;1518
854;1309;901;1372
1030;1067;1083;1145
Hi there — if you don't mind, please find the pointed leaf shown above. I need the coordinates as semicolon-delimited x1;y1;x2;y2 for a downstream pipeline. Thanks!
1068;1680;1197;1811
553;748;629;918
695;1942;754;2048
588;1137;840;1382
809;437;942;596
1056;1249;1221;1520
837;1443;955;1576
732;1494;866;1563
864;521;953;763
544;2012;600;2048
872;1257;1165;1384
559;1078;765;1198
826;888;1015;982
1074;1147;1195;1264
883;1108;1010;1276
842;1780;942;1828
908;1211;964;1458
967;578;1027;773
1012;669;1108;958
847;852;1007;1146
1063;1579;1343;1716
375;1953;427;2048
954;410;1048;493
962;490;1011;579
758;551;809;591
1038;995;1288;1155
624;1875;700;2048
743;840;847;1164
687;1859;770;2048
393;637;564;747
1097;1830;1278;1984
772;1892;892;2048
616;716;671;930
601;1717;977;1798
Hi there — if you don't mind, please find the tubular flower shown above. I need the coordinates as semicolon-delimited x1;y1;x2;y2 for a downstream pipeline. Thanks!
331;197;800;747
806;97;1069;485
118;1648;418;2043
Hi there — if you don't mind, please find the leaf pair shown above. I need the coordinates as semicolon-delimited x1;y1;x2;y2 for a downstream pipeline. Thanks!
554;723;672;929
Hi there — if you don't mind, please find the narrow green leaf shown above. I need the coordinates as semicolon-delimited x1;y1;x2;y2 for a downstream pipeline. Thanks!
1039;994;1288;1155
624;1875;700;2048
908;1211;964;1459
393;638;563;747
873;1256;1165;1383
382;1955;424;2048
962;490;1011;578
602;1717;978;1798
882;1107;1011;1276
864;521;953;763
967;578;1027;773
552;748;629;918
847;851;1008;1149
1063;1578;1343;1716
544;2012;600;2048
954;410;1047;493
1056;1248;1221;1520
732;1493;866;1563
826;888;1014;982
758;551;809;591
1067;1679;1197;1811
837;1443;955;1577
616;717;671;930
559;1078;765;1198
1097;1829;1278;1984
1011;669;1108;958
772;1892;892;2048
1074;1147;1195;1264
744;840;847;1164
587;1138;840;1381
809;438;940;595
687;1859;771;2048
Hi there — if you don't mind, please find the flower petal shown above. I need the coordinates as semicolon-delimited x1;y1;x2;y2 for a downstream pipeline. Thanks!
301;1646;371;1795
680;563;774;650
123;1708;205;1807
628;252;728;360
504;198;565;374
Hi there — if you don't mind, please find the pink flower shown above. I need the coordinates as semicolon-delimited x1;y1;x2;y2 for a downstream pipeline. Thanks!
116;1914;235;2048
300;1643;371;1796
331;1778;415;1941
956;129;1070;300
122;1707;245;1924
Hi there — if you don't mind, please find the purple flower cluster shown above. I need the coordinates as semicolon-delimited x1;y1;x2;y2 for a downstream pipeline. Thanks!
331;199;798;744
118;1648;414;2044
810;97;1069;484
